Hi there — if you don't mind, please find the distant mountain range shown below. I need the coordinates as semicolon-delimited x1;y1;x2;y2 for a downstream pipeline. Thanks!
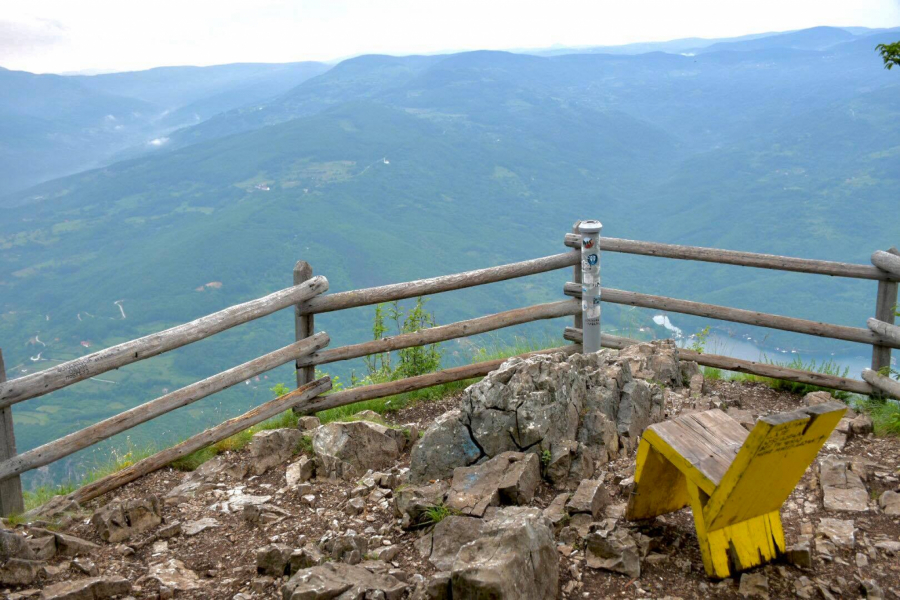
1;25;898;486
0;62;329;195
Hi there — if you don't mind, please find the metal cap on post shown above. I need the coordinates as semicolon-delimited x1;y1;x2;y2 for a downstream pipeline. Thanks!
578;220;603;353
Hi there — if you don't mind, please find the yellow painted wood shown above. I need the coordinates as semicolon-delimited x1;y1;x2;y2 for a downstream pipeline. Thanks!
626;438;690;520
641;428;718;495
626;403;844;578
704;402;845;531
687;478;786;578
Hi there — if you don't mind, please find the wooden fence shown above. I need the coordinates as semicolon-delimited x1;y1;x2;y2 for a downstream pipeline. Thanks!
0;222;897;516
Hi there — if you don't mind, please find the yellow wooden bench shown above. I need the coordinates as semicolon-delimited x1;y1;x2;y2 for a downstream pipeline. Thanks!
625;402;846;578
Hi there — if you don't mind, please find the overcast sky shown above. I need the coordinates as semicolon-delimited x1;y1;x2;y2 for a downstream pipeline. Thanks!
2;0;899;74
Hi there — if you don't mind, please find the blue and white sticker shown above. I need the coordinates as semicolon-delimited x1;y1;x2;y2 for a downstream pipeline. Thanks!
586;253;598;266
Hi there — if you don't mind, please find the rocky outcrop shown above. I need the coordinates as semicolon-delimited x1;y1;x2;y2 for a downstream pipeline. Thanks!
312;420;406;480
409;343;674;484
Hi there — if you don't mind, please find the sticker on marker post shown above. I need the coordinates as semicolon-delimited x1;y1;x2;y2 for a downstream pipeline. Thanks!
582;300;589;312
592;296;601;305
582;237;595;249
586;253;598;266
582;273;595;286
587;305;601;319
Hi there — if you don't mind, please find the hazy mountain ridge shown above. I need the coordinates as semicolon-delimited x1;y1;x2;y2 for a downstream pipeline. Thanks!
0;62;330;195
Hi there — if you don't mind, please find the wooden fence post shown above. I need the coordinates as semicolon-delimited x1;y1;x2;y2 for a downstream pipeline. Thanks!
294;261;316;391
872;247;899;373
0;350;24;515
571;221;583;337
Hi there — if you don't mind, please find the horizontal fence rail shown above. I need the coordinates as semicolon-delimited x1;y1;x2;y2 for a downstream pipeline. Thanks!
300;251;579;315
562;327;876;396
296;299;579;369
0;276;329;408
563;283;897;349
868;318;900;346
563;234;892;281
872;250;900;279
0;333;330;483
60;378;333;507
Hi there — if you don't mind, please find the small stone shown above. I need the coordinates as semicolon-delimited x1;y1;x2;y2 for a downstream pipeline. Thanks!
39;576;132;600
346;497;366;516
183;517;221;536
816;518;855;548
786;542;812;569
878;490;900;515
256;544;292;577
566;479;609;518
855;552;868;568
158;521;182;538
738;572;769;599
91;495;162;543
286;456;316;486
26;535;56;560
849;414;873;436
585;528;640;578
803;391;833;406
297;416;321;431
726;408;755;431
73;557;99;576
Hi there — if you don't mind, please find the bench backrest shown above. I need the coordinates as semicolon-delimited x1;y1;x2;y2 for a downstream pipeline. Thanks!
703;401;846;532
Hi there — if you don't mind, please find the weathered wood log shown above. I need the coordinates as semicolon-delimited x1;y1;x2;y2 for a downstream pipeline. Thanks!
64;378;332;505
563;327;875;396
293;261;316;389
563;234;886;280
297;300;580;368
871;248;900;371
0;276;329;408
0;333;330;483
301;251;579;315
295;345;580;415
868;318;900;347
0;351;23;516
861;368;900;400
563;283;891;348
872;250;900;280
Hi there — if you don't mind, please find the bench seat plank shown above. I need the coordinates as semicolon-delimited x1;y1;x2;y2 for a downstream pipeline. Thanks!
646;409;748;488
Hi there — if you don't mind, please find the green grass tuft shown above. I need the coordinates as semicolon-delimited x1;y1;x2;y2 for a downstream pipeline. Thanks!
854;397;900;437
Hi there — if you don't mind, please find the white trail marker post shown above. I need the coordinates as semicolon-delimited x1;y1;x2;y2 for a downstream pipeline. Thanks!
579;220;603;353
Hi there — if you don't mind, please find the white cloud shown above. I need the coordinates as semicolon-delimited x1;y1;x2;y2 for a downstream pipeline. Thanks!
1;0;898;73
148;137;169;147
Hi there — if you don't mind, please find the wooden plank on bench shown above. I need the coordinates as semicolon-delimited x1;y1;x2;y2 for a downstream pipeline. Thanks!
644;409;748;493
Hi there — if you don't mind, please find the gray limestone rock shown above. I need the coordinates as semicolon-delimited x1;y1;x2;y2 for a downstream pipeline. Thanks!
450;507;558;600
313;421;403;480
248;428;304;476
